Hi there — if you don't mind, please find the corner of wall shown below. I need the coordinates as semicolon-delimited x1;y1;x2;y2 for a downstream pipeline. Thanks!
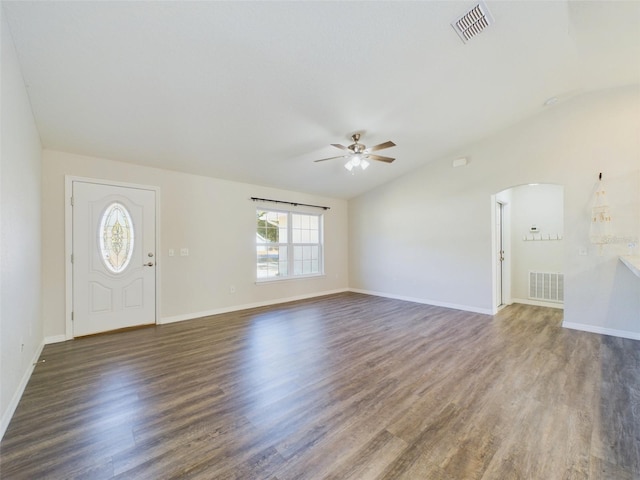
1;11;44;441
0;340;44;440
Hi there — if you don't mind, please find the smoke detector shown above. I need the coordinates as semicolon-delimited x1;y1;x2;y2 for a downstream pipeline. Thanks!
451;1;494;43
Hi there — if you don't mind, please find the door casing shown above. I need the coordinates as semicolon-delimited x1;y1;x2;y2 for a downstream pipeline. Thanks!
491;194;511;314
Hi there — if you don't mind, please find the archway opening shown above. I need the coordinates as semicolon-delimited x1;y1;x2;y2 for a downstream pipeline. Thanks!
492;184;564;313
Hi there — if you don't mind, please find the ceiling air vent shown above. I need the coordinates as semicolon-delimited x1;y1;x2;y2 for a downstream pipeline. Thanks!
451;1;494;43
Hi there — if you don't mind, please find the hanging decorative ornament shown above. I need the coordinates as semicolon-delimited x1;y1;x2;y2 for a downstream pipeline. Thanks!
589;173;612;254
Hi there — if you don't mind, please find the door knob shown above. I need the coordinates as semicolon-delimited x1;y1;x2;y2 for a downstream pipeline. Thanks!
144;262;154;267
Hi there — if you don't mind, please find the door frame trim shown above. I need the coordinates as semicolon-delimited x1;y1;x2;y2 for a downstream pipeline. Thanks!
490;194;511;314
65;176;161;340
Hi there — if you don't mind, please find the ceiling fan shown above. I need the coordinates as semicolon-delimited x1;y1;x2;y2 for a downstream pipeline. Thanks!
314;133;396;171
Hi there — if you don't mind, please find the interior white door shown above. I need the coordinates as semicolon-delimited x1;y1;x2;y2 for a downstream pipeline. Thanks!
73;181;156;336
496;201;505;308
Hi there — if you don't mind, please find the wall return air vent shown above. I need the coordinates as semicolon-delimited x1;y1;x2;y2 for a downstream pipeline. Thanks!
451;1;494;43
529;271;564;304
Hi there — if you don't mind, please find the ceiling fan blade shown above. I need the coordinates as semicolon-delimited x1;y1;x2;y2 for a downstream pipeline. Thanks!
367;141;396;152
367;154;395;163
331;143;349;151
314;155;347;163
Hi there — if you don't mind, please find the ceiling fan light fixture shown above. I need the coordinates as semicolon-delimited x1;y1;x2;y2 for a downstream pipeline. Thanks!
344;155;370;172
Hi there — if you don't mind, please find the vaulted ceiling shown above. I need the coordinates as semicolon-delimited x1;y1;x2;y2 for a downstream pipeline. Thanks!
3;1;639;198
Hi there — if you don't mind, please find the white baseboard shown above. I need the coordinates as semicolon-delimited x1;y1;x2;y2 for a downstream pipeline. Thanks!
348;288;494;315
511;298;564;310
1;340;45;441
562;322;640;341
160;288;350;324
45;334;68;344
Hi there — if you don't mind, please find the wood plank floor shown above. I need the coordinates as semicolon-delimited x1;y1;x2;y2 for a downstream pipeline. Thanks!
1;292;639;479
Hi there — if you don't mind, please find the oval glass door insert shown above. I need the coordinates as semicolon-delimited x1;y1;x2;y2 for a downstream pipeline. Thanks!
99;202;135;273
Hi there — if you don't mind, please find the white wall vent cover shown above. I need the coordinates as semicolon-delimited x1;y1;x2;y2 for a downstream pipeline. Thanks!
451;2;494;43
529;272;564;303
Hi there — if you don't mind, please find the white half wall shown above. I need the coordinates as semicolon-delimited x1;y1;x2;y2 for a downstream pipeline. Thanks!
1;11;44;438
349;85;640;338
42;151;349;339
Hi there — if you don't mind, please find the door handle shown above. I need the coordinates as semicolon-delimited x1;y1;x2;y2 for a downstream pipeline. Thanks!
144;262;154;267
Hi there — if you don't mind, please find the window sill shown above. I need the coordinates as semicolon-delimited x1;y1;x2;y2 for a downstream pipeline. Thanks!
255;273;325;285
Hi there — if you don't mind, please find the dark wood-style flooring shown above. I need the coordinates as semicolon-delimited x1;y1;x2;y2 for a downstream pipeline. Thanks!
1;292;639;479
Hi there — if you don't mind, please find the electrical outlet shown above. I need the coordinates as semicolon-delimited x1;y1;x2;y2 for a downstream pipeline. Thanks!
229;285;236;294
180;248;189;256
168;249;175;257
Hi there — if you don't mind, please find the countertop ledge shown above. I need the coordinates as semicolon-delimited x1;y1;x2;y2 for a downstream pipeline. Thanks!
620;255;640;278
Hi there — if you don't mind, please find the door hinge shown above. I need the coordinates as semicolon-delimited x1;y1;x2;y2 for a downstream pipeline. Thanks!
70;196;74;206
71;311;74;321
71;254;74;264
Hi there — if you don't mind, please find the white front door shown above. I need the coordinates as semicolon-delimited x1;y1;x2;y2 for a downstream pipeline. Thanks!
72;181;156;336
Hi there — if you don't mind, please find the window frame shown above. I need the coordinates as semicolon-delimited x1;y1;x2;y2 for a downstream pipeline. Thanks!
255;207;324;282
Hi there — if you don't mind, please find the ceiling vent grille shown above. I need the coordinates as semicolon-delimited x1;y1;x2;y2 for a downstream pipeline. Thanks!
452;2;494;43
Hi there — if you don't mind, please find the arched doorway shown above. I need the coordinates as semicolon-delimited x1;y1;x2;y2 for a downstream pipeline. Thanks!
492;184;564;313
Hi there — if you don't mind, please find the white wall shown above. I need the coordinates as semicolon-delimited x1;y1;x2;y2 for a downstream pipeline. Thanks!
42;150;349;339
1;12;44;438
349;85;640;338
509;184;564;303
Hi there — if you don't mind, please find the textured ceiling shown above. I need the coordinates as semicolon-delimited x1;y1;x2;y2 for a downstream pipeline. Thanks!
3;1;640;198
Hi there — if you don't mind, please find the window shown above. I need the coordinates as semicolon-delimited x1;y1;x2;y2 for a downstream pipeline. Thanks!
99;202;134;273
256;209;323;280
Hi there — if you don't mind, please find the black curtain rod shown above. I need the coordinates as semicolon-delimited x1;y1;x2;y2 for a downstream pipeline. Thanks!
250;197;330;210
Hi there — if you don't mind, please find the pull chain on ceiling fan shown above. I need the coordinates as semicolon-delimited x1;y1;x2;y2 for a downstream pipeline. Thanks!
314;133;396;171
